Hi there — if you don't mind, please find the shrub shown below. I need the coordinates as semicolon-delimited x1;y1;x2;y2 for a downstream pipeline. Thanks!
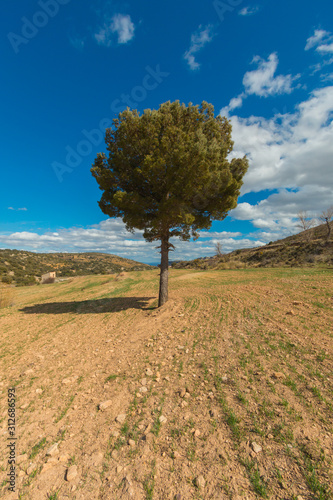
1;275;13;284
41;277;55;285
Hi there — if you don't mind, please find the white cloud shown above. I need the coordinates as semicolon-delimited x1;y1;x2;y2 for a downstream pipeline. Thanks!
184;25;214;71
239;6;259;16
321;72;333;82
221;86;333;239
8;207;27;211
317;43;333;54
221;93;246;116
222;53;299;115
243;53;299;97
306;29;333;73
94;14;135;47
305;29;330;51
110;14;135;44
227;86;333;193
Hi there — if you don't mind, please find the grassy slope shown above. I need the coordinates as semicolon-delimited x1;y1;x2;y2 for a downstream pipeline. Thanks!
173;223;333;270
0;268;332;499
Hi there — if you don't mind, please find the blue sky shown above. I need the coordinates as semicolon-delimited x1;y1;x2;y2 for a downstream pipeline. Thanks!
1;0;333;263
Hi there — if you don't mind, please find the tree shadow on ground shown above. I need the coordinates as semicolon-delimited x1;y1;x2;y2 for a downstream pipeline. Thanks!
20;296;156;314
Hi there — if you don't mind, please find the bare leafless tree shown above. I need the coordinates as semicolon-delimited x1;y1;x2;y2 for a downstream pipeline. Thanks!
296;211;314;241
319;206;333;242
215;241;223;257
296;211;314;231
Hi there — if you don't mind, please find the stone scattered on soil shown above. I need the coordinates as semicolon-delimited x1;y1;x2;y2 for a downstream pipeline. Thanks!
36;388;43;394
140;378;147;386
272;372;286;380
62;376;78;385
111;449;119;459
66;465;78;482
26;463;37;475
17;454;28;465
92;452;104;466
41;462;55;473
115;413;126;424
251;442;262;453
139;386;148;393
221;375;228;382
146;368;153;376
128;439;136;447
159;415;167;424
195;475;206;489
46;443;59;456
99;400;113;410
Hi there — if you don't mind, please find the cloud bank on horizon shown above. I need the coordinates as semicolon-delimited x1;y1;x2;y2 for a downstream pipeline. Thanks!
0;219;265;263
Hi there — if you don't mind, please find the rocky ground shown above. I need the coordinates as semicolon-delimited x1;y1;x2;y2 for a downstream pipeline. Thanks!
0;268;332;499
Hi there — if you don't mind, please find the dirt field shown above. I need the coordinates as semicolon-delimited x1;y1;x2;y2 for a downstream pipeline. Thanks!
0;268;332;499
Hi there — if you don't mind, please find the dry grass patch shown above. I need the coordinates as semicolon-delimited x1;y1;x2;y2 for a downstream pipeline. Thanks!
0;285;15;309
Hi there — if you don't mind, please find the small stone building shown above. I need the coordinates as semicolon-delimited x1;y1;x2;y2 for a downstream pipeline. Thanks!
41;272;56;284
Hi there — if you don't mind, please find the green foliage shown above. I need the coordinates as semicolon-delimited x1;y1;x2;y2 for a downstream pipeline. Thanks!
1;275;13;284
29;437;47;459
91;100;248;243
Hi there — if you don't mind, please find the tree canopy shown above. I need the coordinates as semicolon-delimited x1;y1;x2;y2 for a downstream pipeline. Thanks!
91;100;249;306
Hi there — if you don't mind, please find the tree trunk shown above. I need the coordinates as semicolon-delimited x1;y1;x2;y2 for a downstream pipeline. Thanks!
326;220;331;242
158;236;169;307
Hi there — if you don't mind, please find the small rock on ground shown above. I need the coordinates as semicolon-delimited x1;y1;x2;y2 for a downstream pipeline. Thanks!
46;443;59;457
99;400;112;410
26;463;37;475
251;442;262;453
66;465;78;482
195;475;206;489
115;413;126;424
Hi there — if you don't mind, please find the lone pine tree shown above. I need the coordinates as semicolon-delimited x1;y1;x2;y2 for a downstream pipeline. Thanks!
91;100;248;306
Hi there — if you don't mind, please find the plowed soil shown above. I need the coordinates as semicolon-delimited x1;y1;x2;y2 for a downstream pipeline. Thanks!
0;268;332;499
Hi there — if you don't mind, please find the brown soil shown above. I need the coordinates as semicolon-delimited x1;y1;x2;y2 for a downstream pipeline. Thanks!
0;268;332;499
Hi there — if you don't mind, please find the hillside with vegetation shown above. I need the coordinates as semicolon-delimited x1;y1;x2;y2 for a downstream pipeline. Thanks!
172;223;333;270
0;250;155;286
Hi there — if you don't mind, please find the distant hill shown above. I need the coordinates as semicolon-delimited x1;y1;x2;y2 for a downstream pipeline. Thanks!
172;223;333;270
0;250;155;286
